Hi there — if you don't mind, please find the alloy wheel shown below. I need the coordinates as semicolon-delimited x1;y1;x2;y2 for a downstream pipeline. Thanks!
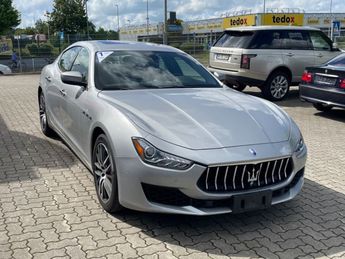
39;94;47;131
270;75;289;99
94;142;113;204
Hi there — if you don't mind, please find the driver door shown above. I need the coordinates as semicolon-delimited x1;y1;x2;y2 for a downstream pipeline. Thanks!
60;47;91;159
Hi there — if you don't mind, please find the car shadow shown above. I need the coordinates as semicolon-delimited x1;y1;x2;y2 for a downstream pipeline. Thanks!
111;178;345;258
0;115;78;183
314;108;345;123
243;86;312;109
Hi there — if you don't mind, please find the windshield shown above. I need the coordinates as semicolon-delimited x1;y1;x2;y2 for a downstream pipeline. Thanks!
328;54;345;67
95;50;221;90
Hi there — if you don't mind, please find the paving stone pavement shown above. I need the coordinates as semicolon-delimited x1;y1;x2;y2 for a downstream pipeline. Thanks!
0;74;345;259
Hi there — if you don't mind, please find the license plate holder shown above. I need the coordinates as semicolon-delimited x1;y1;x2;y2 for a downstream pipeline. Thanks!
232;191;272;213
215;54;230;61
314;75;336;86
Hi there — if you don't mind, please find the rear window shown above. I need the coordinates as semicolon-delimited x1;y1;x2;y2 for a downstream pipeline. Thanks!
214;31;254;49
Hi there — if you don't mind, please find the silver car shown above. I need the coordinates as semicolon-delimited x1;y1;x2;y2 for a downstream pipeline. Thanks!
209;26;341;101
38;41;307;215
0;64;12;75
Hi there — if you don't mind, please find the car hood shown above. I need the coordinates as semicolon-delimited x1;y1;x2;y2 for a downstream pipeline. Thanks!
99;88;291;150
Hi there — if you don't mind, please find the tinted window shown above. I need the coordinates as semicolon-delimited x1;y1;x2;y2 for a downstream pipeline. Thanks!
95;51;221;90
310;31;331;51
214;31;254;48
71;48;89;81
59;47;81;72
328;54;345;67
249;30;283;49
283;31;311;50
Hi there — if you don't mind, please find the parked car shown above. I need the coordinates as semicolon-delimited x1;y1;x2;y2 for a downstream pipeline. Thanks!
38;41;307;215
208;26;341;101
300;53;345;111
0;64;12;75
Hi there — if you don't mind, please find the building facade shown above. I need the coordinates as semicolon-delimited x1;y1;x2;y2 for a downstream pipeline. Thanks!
119;12;345;44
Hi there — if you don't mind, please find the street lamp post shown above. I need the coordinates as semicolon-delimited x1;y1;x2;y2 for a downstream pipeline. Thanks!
115;4;120;33
263;0;266;14
44;11;50;40
330;0;333;39
146;0;149;36
84;0;90;40
163;0;167;45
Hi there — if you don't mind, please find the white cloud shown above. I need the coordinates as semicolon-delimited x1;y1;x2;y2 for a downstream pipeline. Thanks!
13;0;345;30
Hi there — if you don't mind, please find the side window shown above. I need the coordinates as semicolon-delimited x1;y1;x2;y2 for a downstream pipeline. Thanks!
59;47;81;72
173;56;206;83
283;31;311;50
309;31;331;51
250;30;283;49
71;48;89;81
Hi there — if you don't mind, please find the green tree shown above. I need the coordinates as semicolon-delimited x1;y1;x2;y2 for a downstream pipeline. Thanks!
15;27;35;35
35;19;49;34
0;0;21;35
50;0;88;34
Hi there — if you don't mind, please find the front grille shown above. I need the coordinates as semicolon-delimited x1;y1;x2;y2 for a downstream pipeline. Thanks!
197;157;293;193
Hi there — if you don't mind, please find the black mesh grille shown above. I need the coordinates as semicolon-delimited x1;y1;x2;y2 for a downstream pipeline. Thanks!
197;157;293;193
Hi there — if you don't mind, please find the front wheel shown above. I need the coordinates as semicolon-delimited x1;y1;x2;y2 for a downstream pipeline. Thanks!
262;72;290;101
93;134;122;213
313;103;333;112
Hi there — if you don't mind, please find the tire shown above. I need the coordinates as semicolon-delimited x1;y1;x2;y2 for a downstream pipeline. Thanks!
313;103;333;112
39;92;56;137
262;71;290;101
224;81;246;92
92;134;122;213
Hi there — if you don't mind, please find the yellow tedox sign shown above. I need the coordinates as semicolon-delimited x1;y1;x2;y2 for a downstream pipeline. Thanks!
262;13;304;26
222;15;256;29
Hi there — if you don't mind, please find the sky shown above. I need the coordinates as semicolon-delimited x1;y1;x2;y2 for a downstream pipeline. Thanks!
12;0;345;30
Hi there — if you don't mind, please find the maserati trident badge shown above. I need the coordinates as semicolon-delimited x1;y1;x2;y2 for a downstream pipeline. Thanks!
248;167;260;186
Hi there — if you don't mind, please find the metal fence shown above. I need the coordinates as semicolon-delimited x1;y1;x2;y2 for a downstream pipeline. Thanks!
0;33;117;73
1;31;345;74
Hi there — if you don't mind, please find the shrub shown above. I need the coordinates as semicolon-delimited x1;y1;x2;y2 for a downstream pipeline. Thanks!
26;43;54;56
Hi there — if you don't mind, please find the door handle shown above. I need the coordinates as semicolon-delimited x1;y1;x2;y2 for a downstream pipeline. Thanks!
286;53;294;57
59;89;66;97
45;76;51;82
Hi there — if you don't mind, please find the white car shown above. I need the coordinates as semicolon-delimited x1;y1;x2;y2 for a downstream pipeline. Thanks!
0;64;12;75
208;26;341;101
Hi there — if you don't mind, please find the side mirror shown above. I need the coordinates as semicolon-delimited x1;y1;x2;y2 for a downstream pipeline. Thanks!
61;71;87;87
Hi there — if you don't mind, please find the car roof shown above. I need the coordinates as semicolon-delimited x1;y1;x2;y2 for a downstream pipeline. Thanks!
225;25;320;32
68;40;182;53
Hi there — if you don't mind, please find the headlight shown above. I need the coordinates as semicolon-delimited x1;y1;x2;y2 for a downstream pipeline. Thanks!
295;137;305;154
132;137;193;170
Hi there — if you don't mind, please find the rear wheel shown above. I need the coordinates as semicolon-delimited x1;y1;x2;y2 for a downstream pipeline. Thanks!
313;103;333;112
262;71;290;101
39;92;55;137
92;134;122;213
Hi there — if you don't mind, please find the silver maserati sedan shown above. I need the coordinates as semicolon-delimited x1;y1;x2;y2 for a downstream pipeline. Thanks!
38;40;307;215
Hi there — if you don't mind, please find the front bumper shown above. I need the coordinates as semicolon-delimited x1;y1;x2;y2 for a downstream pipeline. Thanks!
300;84;345;108
116;142;307;215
